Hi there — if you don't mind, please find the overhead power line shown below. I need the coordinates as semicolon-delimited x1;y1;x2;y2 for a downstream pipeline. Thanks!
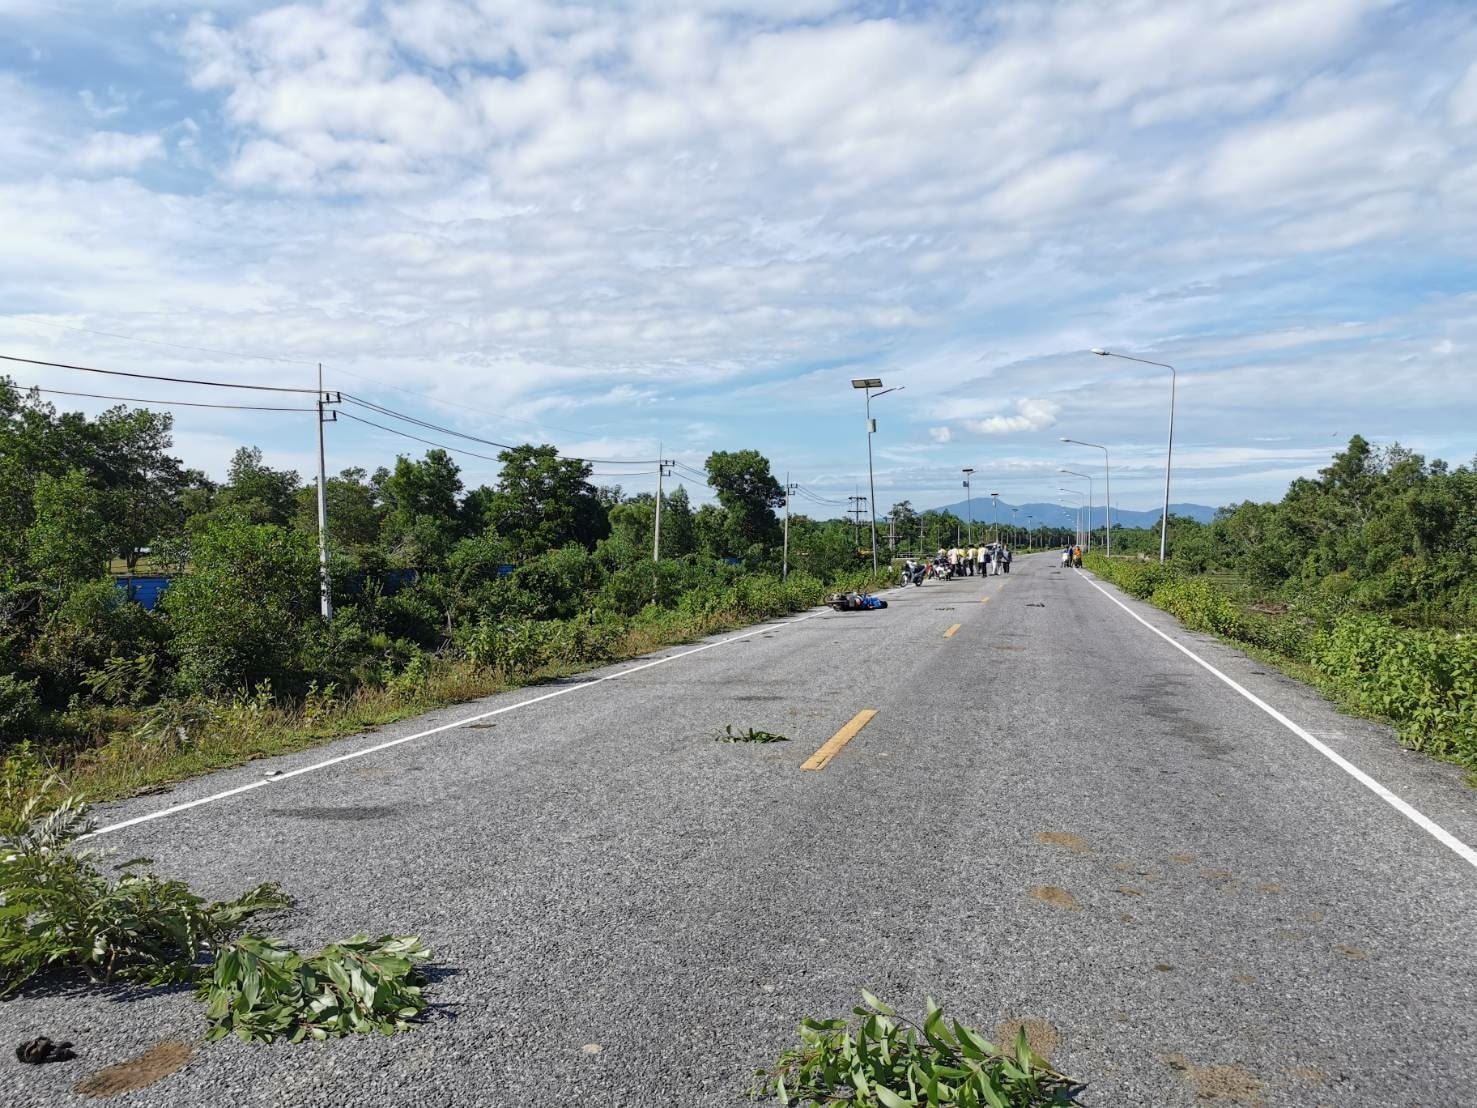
338;410;505;464
325;363;596;440
14;384;317;412
0;352;321;394
341;393;658;467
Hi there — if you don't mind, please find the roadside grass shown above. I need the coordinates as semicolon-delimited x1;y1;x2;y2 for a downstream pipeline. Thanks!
1083;554;1477;783
3;571;894;819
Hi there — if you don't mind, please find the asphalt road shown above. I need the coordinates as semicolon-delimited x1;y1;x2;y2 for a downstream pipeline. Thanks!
6;555;1476;1107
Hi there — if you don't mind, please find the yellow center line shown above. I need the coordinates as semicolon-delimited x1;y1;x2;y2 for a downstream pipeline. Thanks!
944;623;961;637
801;709;878;771
980;594;991;604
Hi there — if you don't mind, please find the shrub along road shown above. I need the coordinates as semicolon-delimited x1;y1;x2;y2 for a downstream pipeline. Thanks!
5;556;1475;1106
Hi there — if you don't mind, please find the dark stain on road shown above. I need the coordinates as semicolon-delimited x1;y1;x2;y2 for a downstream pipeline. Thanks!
1137;674;1235;758
997;1017;1060;1062
1162;1053;1266;1105
1028;885;1080;911
74;1041;193;1098
1035;831;1091;853
273;806;398;821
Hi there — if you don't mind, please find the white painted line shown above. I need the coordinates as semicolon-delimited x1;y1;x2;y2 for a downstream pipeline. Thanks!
1078;571;1477;871
84;604;842;839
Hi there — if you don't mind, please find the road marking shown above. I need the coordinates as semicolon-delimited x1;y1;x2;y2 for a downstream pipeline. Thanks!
943;623;961;638
1079;572;1477;871
801;710;879;771
81;596;887;840
980;595;991;604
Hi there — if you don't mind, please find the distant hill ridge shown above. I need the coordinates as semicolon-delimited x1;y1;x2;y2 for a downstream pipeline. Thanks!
924;499;1220;529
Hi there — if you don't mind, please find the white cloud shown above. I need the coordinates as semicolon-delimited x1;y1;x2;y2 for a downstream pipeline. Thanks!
0;0;1473;509
962;398;1062;436
72;130;164;172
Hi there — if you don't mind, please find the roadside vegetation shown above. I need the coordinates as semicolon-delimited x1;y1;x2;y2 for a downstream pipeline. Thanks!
1087;436;1477;773
0;379;889;818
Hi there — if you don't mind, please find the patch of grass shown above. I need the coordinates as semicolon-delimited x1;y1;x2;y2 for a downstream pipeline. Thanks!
719;725;788;744
754;992;1084;1106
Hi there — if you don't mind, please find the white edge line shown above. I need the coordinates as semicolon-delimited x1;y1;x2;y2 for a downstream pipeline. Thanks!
1075;569;1477;871
82;597;881;839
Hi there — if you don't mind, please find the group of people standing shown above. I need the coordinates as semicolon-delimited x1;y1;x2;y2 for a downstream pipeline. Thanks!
946;543;1010;576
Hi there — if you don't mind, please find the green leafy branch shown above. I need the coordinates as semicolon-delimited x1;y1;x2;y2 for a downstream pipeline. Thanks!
754;992;1084;1108
0;790;434;1043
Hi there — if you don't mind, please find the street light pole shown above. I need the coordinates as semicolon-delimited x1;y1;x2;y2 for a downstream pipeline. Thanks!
851;378;903;576
962;467;974;545
1059;490;1084;549
1062;437;1111;558
990;492;1000;543
1060;469;1094;550
1092;349;1176;562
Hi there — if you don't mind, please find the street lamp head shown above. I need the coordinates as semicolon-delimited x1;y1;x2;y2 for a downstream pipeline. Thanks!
1059;436;1071;442
1091;348;1109;356
851;377;883;389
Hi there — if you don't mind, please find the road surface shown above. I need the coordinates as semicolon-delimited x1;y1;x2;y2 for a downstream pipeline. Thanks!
6;555;1476;1106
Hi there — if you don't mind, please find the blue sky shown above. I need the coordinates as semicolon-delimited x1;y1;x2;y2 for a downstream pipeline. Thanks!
1;0;1474;514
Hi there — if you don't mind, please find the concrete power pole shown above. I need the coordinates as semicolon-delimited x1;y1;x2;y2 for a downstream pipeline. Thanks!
653;451;674;563
781;475;797;580
314;364;341;621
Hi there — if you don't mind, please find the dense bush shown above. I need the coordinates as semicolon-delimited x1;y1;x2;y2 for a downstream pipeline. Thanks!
1310;617;1477;764
163;519;319;696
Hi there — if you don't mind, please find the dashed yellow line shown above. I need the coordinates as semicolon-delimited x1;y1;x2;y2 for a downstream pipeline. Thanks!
801;709;878;771
943;623;962;638
980;594;991;604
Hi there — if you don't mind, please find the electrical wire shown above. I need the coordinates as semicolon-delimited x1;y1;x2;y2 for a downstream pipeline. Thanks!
14;384;318;412
0;352;321;394
338;410;508;463
341;393;658;467
325;363;596;440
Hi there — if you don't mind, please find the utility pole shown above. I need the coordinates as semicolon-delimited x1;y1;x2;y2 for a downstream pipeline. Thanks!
962;467;974;545
782;475;797;579
653;450;674;563
314;364;341;621
848;493;867;550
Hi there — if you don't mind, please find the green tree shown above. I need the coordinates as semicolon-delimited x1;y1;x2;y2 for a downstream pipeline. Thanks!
888;500;919;551
480;445;609;560
215;447;301;526
608;493;656;553
660;485;697;557
295;466;385;558
26;470;108;600
162;519;319;695
703;449;783;554
374;450;465;568
91;406;188;572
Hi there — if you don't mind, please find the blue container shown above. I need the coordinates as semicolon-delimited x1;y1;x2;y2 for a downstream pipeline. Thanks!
114;576;172;611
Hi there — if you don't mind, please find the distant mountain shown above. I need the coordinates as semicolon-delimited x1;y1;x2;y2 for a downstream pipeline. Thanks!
923;498;1220;529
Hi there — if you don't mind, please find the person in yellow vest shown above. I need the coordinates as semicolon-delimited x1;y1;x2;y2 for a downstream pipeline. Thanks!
965;545;977;576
